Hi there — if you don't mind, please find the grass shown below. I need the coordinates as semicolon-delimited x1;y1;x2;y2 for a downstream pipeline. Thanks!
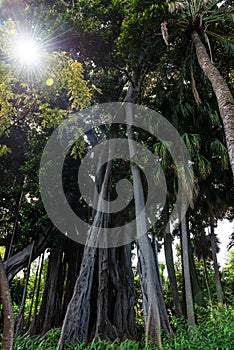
10;304;234;350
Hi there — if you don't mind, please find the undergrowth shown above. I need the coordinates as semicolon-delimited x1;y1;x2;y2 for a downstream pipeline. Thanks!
10;304;234;350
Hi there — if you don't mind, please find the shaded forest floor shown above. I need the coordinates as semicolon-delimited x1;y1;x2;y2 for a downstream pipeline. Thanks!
9;304;234;350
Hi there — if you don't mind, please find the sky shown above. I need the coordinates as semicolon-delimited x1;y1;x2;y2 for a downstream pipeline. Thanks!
216;219;233;267
158;218;234;269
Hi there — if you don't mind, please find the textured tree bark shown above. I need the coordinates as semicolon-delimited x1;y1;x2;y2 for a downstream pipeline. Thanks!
58;124;117;348
0;255;14;350
163;203;183;318
210;216;223;304
180;205;196;326
110;245;136;339
30;242;65;335
191;31;234;178
58;231;99;347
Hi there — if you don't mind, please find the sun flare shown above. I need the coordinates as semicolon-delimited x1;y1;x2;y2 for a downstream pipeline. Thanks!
14;37;41;66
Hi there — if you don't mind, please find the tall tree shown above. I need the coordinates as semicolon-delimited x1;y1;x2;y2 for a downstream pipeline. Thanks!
0;255;14;350
168;0;234;177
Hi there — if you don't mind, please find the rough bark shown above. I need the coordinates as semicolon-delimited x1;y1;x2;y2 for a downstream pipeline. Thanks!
0;255;14;350
163;203;183;318
62;239;84;316
58;239;98;347
210;216;223;304
59;126;113;347
180;205;196;326
110;245;136;339
30;242;65;335
191;31;234;178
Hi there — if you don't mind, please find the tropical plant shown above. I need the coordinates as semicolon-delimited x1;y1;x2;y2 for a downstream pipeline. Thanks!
167;0;234;177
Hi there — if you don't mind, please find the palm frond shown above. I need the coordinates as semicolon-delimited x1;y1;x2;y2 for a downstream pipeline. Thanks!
204;5;234;23
210;138;229;169
182;132;201;154
194;153;212;178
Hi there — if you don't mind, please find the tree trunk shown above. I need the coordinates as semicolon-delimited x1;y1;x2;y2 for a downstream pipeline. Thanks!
163;203;183;318
110;245;136;339
26;253;40;330
210;216;223;304
15;241;35;336
126;100;162;345
5;188;24;270
29;251;45;334
180;206;196;326
203;257;212;304
0;256;14;350
191;31;234;178
30;242;65;335
187;230;204;307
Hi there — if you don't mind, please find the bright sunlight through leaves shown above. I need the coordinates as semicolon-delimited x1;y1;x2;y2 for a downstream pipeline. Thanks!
14;37;41;66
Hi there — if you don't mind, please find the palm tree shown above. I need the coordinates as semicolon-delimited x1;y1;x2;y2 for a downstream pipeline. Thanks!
168;0;234;178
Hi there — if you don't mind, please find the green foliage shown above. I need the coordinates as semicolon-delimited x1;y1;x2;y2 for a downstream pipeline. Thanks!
11;304;234;349
222;249;234;304
13;328;61;350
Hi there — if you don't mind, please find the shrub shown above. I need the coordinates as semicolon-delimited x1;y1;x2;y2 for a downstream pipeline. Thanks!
11;304;234;350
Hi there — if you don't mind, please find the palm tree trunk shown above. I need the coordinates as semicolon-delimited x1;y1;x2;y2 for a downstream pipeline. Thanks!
0;256;14;350
191;31;234;178
163;203;183;318
210;215;223;304
180;205;196;326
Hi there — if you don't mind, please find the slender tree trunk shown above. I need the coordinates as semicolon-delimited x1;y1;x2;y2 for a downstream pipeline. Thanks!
125;71;173;343
126;100;162;345
0;256;14;350
5;189;24;271
191;31;234;178
26;254;40;330
15;241;35;336
210;216;223;304
203;257;212;304
29;251;45;334
180;205;196;326
163;203;183;318
187;230;204;307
